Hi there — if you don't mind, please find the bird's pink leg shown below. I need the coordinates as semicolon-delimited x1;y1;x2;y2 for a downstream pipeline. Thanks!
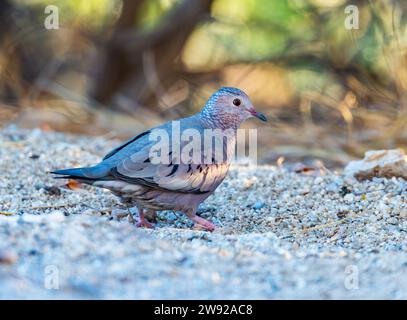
136;209;154;228
186;211;216;232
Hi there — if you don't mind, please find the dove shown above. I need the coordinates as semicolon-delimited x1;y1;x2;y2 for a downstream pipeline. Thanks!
51;87;267;231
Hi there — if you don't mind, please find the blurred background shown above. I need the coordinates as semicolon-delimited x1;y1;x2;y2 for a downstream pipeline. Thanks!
0;0;406;167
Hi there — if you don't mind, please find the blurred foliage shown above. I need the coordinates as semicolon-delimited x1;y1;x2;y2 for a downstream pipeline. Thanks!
0;0;406;166
16;0;121;28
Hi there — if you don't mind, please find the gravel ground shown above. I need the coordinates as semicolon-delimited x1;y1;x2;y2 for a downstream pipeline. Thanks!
0;126;406;299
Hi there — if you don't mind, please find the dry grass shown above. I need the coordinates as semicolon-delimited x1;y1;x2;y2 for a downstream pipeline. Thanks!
0;1;405;167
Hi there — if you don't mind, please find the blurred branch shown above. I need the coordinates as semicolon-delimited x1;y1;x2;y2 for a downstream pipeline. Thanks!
89;0;213;110
115;0;145;30
87;0;145;106
116;0;214;55
0;0;13;42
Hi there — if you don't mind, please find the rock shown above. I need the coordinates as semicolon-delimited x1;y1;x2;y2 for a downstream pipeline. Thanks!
28;153;40;159
252;201;266;210
314;177;323;185
47;210;66;223
43;185;62;196
0;249;18;265
307;212;318;222
242;177;257;190
21;214;43;223
111;209;129;220
344;193;354;203
344;149;407;181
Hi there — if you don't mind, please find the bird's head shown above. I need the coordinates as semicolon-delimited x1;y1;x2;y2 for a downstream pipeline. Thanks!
201;87;267;129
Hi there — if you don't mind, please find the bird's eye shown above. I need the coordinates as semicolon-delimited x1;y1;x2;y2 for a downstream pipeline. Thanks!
233;98;241;106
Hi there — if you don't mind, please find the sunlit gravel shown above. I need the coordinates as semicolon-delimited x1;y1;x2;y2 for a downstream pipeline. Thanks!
0;126;406;299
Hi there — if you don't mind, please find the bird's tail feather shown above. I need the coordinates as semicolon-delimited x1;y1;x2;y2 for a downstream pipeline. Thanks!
50;165;110;182
51;168;92;180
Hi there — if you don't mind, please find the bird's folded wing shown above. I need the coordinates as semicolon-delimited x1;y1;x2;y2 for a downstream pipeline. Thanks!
102;119;233;194
102;130;151;161
112;152;230;194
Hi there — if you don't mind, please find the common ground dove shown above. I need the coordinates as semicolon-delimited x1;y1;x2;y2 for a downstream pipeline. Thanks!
52;87;266;231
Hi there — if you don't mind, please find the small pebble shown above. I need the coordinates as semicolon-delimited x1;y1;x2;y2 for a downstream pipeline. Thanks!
0;127;406;299
0;250;18;265
43;186;62;196
252;202;266;210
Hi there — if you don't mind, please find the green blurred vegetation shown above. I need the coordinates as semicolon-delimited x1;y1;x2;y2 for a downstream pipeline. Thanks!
0;0;406;166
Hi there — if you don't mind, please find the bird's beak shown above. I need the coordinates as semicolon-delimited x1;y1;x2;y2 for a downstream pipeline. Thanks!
249;110;267;122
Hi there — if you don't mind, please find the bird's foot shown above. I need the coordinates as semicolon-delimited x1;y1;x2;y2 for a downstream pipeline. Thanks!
135;219;155;229
191;215;216;232
132;208;155;229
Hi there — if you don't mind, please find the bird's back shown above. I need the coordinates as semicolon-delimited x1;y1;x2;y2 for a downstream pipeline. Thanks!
53;113;236;199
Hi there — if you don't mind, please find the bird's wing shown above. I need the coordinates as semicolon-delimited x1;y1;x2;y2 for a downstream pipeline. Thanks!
101;115;198;163
110;130;233;193
111;149;231;194
102;130;151;161
98;116;234;193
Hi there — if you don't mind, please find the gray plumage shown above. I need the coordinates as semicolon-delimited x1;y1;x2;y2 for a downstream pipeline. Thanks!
52;87;266;231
